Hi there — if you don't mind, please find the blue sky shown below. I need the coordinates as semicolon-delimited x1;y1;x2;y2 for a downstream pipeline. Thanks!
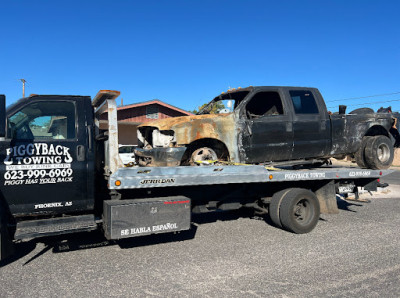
1;0;400;112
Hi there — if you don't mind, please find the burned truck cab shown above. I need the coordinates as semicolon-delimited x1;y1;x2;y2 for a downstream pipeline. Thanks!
135;86;333;166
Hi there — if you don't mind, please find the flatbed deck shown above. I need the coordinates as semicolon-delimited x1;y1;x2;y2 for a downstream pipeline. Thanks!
109;165;391;189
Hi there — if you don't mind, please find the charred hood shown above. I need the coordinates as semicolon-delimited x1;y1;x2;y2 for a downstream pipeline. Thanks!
138;113;233;131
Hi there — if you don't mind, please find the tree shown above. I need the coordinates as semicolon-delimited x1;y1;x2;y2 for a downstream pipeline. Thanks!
190;101;225;114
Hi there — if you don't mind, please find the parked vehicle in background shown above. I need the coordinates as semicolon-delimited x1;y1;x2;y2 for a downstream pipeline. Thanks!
118;145;137;165
135;86;397;169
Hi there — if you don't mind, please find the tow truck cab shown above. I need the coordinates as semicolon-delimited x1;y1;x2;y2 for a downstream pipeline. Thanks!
0;91;193;262
0;94;96;217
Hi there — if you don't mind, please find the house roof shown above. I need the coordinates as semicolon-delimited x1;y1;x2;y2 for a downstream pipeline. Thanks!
99;120;141;126
117;99;193;116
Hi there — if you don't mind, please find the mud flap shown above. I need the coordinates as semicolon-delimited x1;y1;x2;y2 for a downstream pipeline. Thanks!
0;212;15;262
315;180;339;214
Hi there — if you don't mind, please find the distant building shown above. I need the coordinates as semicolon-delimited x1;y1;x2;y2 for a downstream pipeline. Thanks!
100;99;193;145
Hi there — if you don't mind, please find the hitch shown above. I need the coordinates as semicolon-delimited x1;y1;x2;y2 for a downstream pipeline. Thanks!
344;187;371;203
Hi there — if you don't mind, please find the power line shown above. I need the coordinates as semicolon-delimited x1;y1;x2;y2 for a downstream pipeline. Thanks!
327;91;400;103
328;98;400;109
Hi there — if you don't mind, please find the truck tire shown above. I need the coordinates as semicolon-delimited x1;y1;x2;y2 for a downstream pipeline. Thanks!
355;136;372;168
364;135;394;170
279;188;320;234
349;108;374;114
269;189;291;228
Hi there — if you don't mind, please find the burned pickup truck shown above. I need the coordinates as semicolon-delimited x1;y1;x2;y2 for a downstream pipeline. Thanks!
135;86;396;170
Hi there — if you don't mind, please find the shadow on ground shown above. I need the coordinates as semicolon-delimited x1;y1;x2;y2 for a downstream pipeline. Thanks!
336;195;365;213
1;208;271;267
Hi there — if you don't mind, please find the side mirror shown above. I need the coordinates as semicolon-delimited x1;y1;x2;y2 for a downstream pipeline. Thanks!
339;105;347;115
0;95;5;138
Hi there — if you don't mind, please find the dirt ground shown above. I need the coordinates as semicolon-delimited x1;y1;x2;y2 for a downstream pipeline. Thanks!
394;148;400;166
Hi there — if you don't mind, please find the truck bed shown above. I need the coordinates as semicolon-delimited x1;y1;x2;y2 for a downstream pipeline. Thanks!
109;165;391;189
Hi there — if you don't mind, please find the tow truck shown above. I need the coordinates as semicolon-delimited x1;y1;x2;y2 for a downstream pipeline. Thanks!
0;91;392;261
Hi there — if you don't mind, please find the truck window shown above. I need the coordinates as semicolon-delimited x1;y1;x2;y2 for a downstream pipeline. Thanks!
8;101;76;140
245;92;284;119
289;90;319;114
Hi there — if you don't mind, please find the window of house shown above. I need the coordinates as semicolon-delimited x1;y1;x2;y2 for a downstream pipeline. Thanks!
289;90;319;114
8;101;76;140
146;105;159;119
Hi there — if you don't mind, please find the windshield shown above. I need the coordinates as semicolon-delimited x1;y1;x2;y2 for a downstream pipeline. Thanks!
197;90;250;115
7;101;76;140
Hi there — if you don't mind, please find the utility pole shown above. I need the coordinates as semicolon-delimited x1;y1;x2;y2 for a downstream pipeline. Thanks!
19;79;26;97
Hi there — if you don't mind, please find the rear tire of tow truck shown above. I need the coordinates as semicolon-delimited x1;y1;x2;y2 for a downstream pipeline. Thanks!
364;135;394;170
269;189;291;228
355;136;372;169
279;188;320;234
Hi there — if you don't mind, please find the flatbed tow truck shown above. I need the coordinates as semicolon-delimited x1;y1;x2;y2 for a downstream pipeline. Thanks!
0;91;393;261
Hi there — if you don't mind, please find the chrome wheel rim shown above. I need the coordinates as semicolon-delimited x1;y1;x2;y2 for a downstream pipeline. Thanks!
377;143;390;163
191;147;218;164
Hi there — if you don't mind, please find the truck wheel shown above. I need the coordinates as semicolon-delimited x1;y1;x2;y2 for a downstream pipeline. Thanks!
190;147;218;166
364;135;394;170
355;136;372;168
279;188;320;234
269;189;291;228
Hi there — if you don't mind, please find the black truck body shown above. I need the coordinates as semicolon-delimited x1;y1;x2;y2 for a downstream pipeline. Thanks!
136;87;395;169
0;91;394;262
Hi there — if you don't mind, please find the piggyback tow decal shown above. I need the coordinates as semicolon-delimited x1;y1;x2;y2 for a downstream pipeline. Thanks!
3;143;74;186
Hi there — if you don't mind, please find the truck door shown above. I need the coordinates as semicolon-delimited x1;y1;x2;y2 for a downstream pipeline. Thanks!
0;97;94;216
288;90;331;160
241;91;293;163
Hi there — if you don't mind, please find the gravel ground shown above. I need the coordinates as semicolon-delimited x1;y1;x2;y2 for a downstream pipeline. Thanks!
1;173;399;297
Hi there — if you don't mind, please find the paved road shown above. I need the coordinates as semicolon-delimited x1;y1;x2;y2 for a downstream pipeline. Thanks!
1;172;399;297
380;168;400;185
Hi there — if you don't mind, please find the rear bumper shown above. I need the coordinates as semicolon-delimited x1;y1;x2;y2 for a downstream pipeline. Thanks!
135;147;187;167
